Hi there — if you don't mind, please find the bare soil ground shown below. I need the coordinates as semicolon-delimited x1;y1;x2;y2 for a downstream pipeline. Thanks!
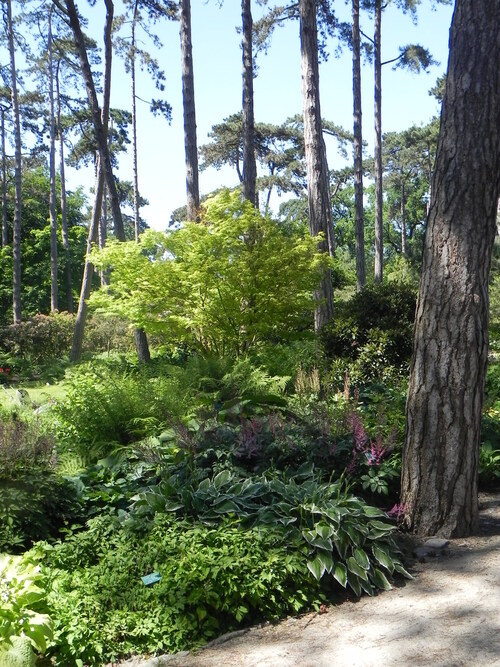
118;492;500;667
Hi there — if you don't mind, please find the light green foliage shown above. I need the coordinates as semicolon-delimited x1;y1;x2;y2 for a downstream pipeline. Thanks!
0;555;53;660
0;636;36;667
36;516;318;665
90;190;330;355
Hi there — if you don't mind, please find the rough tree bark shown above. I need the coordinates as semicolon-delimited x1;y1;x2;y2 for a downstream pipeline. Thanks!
373;0;383;284
299;0;334;331
241;0;257;206
180;0;199;221
352;0;365;291
401;0;500;538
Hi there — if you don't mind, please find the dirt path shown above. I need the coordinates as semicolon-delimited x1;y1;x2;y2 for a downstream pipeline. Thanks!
119;493;500;667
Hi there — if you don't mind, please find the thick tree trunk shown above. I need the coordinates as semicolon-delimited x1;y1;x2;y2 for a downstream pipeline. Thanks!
5;0;22;323
241;0;257;206
401;0;500;538
373;0;383;284
48;9;59;313
56;62;73;313
352;0;365;292
179;0;199;221
299;0;334;331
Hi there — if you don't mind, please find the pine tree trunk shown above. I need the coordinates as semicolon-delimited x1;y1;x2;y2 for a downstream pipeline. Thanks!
401;0;500;538
352;0;365;292
373;0;383;284
56;62;73;313
180;0;199;221
299;0;334;331
131;3;140;240
1;108;7;248
241;0;257;206
400;181;407;256
69;163;104;363
48;9;59;313
5;0;22;323
64;0;126;241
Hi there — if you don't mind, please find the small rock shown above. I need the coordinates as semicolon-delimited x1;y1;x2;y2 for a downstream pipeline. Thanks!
424;538;450;549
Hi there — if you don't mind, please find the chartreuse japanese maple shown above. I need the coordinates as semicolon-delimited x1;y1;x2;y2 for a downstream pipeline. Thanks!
90;190;330;355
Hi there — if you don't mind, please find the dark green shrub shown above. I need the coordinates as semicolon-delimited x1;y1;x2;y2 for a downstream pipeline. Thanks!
321;282;416;367
0;471;81;553
0;412;81;553
0;313;74;364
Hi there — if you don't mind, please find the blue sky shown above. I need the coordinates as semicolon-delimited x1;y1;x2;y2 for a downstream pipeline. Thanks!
66;0;455;230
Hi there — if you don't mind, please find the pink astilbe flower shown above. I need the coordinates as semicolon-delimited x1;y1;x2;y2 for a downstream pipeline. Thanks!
366;433;387;466
348;411;368;451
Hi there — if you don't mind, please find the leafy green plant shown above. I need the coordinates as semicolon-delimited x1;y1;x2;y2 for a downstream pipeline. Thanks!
90;190;330;355
479;442;500;486
35;516;320;665
130;465;411;598
0;554;53;663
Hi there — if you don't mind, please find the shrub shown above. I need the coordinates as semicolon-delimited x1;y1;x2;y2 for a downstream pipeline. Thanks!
0;314;74;364
0;412;81;553
321;282;416;369
53;360;193;461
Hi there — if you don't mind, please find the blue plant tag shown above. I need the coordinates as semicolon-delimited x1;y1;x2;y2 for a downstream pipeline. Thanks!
141;572;162;586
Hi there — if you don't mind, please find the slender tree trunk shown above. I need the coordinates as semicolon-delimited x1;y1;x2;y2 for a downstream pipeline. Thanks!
4;0;22;324
69;162;104;362
56;62;73;313
1;107;7;248
401;0;500;538
48;9;59;312
400;181;407;256
373;0;383;283
241;0;257;206
131;2;141;240
299;0;334;331
64;0;125;241
5;0;22;323
179;0;199;221
352;0;365;291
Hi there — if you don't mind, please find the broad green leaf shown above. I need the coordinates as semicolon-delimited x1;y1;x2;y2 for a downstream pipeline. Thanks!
371;567;393;591
213;470;232;489
347;572;362;597
372;545;395;573
347;557;369;581
394;562;413;579
353;547;371;570
316;550;334;574
307;556;326;581
363;505;387;518
315;521;335;539
333;562;348;588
